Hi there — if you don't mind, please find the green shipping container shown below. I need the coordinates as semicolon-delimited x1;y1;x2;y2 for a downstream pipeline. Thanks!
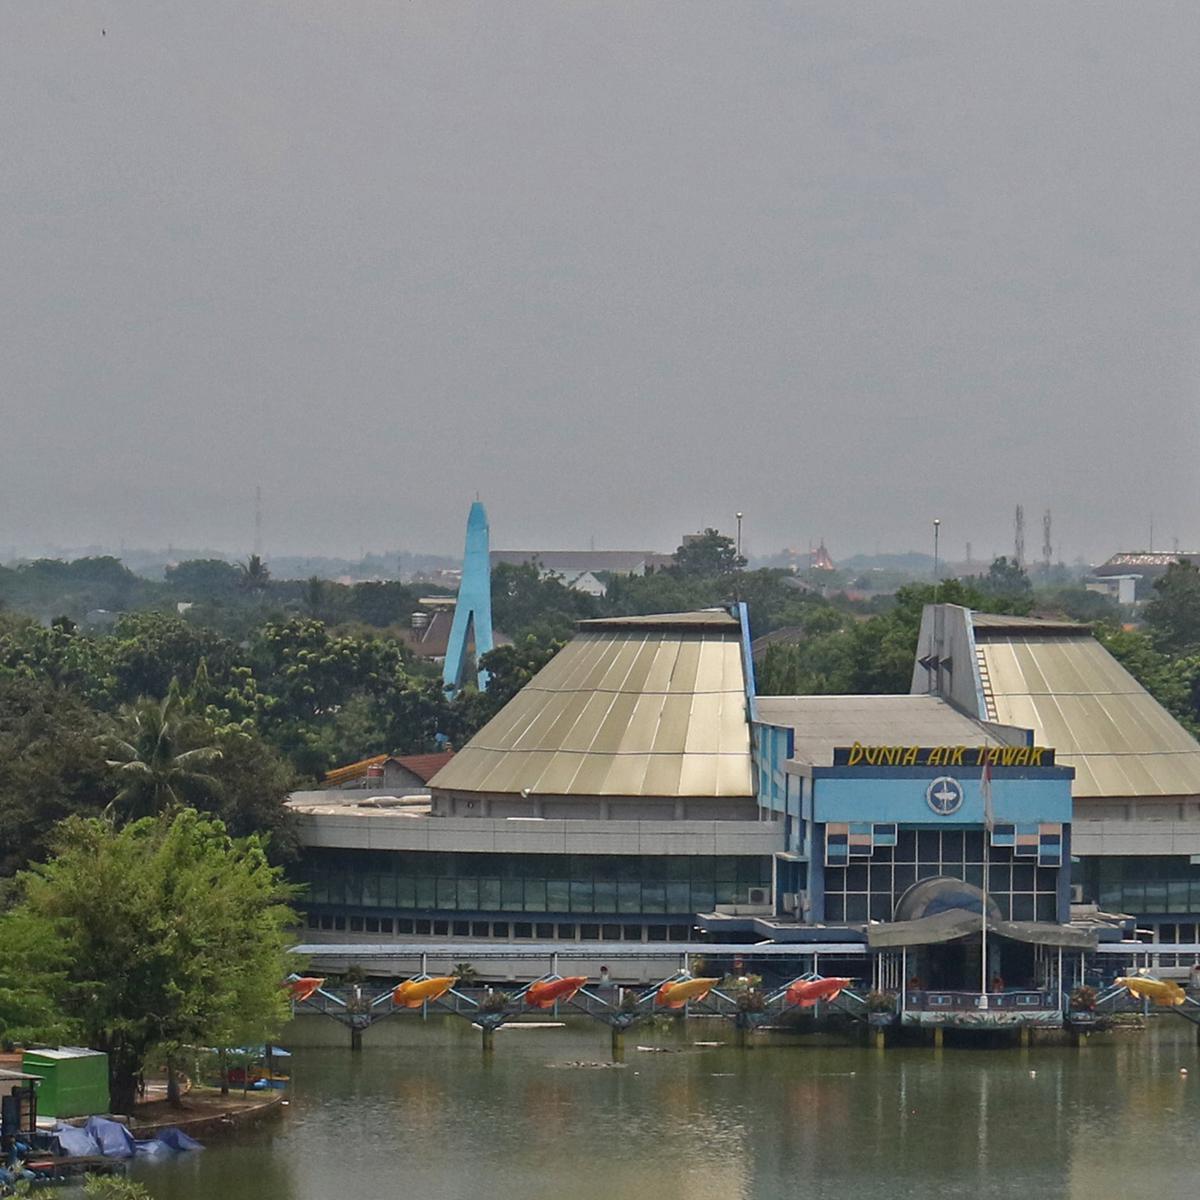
21;1048;110;1118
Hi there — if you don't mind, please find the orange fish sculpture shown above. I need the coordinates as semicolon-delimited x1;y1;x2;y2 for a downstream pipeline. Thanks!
525;976;588;1009
656;977;720;1009
288;977;325;1003
393;976;456;1009
1116;976;1187;1006
785;977;852;1008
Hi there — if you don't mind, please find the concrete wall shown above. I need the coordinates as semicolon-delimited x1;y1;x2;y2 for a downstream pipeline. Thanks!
911;603;988;716
294;809;785;857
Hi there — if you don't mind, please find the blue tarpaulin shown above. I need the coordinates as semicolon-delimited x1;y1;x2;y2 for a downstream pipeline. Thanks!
53;1117;203;1159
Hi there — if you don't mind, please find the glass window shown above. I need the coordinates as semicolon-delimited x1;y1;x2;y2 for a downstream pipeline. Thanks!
514;923;533;939
869;895;891;922
690;884;715;912
964;831;984;862
602;923;621;940
524;881;547;912
917;830;940;863
1011;894;1035;922
1012;864;1035;892
501;879;524;911
437;879;458;910
594;880;618;913
825;896;845;922
395;918;414;934
646;925;668;941
669;924;690;941
622;925;643;941
846;865;868;891
457;878;480;910
547;880;570;912
334;916;346;931
642;883;666;914
414;919;431;935
941;831;964;864
415;877;436;908
306;914;319;929
395;878;416;908
536;923;555;939
665;882;690;912
570;880;594;912
713;881;736;905
989;864;1009;892
580;924;600;940
556;923;576;939
452;920;469;937
1169;882;1190;912
1036;895;1057;922
1145;881;1168;911
896;830;917;862
490;921;508;938
845;895;868;922
893;864;917;893
377;875;398;907
320;915;333;930
432;920;448;936
471;921;489;937
365;917;379;933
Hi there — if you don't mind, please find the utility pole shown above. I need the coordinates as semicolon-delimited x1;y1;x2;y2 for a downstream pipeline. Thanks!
1042;509;1052;573
933;519;941;593
254;485;263;559
1014;505;1025;569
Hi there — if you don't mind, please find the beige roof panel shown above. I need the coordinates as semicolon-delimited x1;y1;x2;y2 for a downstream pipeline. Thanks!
430;617;752;798
977;632;1200;799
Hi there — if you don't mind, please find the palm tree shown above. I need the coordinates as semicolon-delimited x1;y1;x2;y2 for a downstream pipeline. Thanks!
238;554;271;594
104;685;223;820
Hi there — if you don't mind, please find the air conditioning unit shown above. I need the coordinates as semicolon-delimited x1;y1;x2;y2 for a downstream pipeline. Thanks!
1070;884;1084;903
781;892;799;914
747;887;771;906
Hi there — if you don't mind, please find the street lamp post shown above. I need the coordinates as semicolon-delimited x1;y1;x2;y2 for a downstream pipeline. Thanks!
933;519;941;595
736;512;744;562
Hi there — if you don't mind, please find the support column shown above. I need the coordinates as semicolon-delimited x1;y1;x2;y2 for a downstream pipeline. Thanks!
933;1026;944;1050
1019;1025;1032;1049
350;1025;363;1052
611;1026;625;1061
482;1025;495;1055
874;1027;887;1051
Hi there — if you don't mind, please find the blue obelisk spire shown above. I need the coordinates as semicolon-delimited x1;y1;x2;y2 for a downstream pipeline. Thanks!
442;500;495;694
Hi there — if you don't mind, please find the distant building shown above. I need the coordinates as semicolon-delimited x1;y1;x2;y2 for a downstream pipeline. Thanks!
809;540;836;571
1085;575;1138;606
490;549;665;596
323;752;456;793
1093;551;1198;581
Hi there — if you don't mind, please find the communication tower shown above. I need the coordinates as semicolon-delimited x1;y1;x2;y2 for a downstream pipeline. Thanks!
1042;509;1052;571
1014;505;1025;568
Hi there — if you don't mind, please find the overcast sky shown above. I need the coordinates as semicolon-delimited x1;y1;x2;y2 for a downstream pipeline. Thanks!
4;2;1199;563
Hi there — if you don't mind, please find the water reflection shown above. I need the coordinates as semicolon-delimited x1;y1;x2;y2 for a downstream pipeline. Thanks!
135;1020;1200;1200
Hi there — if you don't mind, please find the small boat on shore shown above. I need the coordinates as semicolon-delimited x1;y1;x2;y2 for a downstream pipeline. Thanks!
656;978;719;1009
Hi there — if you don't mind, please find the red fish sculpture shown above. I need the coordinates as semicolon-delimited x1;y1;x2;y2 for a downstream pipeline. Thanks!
525;976;588;1009
288;977;326;1003
785;977;852;1008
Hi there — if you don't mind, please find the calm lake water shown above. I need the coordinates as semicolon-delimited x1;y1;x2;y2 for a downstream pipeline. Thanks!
132;1017;1200;1200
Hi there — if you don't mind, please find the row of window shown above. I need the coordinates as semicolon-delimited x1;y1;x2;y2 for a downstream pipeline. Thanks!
304;874;754;914
300;850;771;884
1093;882;1200;915
304;913;695;942
824;861;1060;897
824;892;1059;923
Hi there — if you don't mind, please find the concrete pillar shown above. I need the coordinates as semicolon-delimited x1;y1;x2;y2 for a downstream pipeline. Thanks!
350;1025;363;1052
482;1026;495;1056
611;1026;625;1062
874;1027;887;1051
933;1026;944;1050
1019;1025;1032;1049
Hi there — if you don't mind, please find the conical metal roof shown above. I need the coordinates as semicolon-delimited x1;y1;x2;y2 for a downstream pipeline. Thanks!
429;612;753;798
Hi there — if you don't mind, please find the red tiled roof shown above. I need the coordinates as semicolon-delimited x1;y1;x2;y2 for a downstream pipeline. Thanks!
393;751;455;782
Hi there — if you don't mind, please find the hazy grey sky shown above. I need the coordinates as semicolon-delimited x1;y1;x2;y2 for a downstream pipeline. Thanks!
4;2;1199;563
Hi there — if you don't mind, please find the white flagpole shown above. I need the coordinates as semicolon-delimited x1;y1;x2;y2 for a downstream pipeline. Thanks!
980;750;994;1003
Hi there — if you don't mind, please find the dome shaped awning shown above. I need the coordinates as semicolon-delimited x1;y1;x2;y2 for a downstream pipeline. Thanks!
893;876;1002;923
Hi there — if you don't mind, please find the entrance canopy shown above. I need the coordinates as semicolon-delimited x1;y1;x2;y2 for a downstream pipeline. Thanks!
867;912;1096;950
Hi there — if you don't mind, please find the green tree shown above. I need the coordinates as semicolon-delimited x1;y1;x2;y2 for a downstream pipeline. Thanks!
104;687;223;820
0;676;114;875
238;554;272;595
672;529;746;577
9;810;297;1112
1145;559;1200;656
164;558;242;602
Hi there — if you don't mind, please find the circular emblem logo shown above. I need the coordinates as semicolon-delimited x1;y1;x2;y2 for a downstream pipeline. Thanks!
926;776;964;816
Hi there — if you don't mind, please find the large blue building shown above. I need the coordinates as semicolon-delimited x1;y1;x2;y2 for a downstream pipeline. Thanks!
289;602;1135;992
